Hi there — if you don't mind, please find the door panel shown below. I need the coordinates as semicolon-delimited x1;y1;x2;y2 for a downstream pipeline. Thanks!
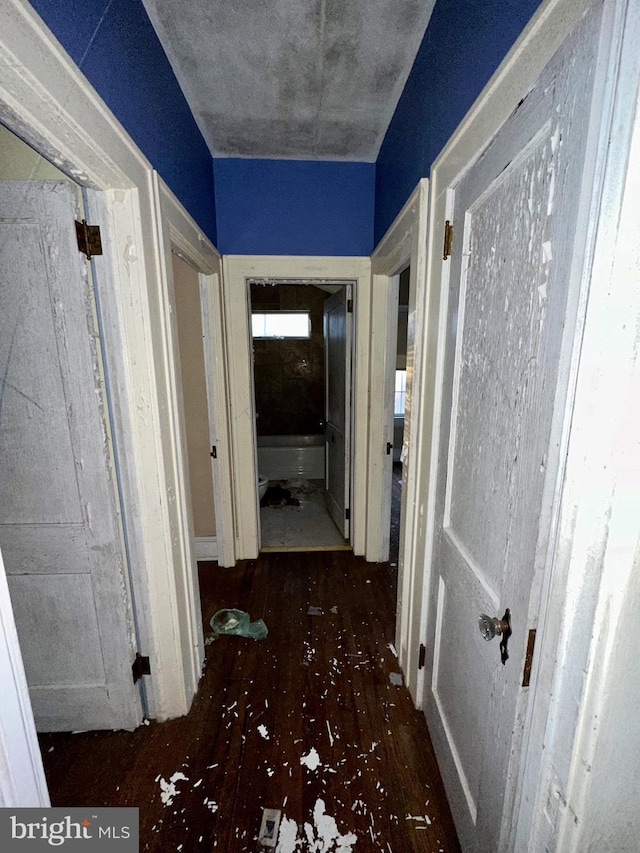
424;6;602;850
0;180;141;732
324;287;351;538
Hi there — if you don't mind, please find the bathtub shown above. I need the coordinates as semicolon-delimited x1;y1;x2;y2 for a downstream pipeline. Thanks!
257;434;325;481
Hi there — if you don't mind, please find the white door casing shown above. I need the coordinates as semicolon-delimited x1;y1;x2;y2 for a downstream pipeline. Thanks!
0;179;141;731
422;3;611;850
374;277;400;563
221;256;370;558
323;286;352;538
197;268;236;569
368;180;430;699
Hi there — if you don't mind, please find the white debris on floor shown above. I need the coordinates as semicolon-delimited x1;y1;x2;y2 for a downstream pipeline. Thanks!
276;815;299;853
405;814;432;825
158;771;189;807
204;798;218;813
300;747;322;771
145;582;438;851
275;799;357;853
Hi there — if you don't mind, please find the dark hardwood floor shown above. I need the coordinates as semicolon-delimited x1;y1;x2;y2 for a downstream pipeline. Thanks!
39;547;459;852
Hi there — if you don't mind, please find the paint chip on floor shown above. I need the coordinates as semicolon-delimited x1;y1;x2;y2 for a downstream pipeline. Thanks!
389;672;403;686
275;799;357;852
300;747;321;771
158;772;189;807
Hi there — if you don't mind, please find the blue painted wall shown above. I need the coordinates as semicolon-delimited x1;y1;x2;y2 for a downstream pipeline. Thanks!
28;0;217;244
214;159;375;256
374;0;543;245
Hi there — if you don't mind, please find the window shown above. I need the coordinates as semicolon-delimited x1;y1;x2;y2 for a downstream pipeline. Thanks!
394;370;407;416
251;312;311;339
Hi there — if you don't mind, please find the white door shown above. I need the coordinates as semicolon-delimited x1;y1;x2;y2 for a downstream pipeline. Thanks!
323;286;352;538
423;6;603;850
0;180;142;732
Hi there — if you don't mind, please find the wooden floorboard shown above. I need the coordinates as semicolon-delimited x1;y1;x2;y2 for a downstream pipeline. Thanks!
39;550;460;852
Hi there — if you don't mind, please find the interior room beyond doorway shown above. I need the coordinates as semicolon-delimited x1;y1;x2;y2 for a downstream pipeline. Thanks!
250;281;352;552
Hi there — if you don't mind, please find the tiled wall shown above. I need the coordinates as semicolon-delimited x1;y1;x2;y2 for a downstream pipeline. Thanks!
251;284;327;436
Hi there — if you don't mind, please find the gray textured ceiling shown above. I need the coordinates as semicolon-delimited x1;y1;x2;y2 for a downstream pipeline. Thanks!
141;0;437;161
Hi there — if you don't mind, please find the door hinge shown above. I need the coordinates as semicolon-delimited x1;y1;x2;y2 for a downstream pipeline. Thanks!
210;445;217;459
522;629;537;687
442;220;453;260
132;652;151;684
347;299;353;313
75;219;103;260
345;507;350;521
418;643;426;670
386;441;393;455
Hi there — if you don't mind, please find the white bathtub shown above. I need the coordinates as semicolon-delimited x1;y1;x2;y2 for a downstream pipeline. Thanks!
257;434;325;481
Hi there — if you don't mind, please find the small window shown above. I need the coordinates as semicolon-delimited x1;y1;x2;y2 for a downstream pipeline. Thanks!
394;370;407;416
251;312;311;339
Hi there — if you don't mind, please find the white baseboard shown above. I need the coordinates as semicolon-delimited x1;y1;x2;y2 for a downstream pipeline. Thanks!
194;537;218;561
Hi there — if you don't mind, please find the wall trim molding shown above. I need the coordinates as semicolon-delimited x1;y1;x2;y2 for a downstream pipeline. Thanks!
194;537;219;561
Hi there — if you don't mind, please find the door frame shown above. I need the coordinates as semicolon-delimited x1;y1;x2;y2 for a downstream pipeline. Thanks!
368;179;430;700
155;178;235;571
414;0;635;848
0;0;211;722
323;283;354;540
221;256;371;558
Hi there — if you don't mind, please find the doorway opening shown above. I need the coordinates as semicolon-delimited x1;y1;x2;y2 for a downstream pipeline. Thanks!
389;266;410;564
249;280;353;552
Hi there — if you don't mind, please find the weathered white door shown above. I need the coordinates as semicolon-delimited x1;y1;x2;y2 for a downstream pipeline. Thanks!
323;286;352;538
423;6;603;850
0;180;141;732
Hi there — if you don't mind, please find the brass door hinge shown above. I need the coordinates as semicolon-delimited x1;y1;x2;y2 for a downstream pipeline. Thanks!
443;220;453;260
75;219;103;260
522;629;537;687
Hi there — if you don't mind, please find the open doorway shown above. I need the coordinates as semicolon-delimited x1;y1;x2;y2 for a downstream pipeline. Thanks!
172;253;218;559
249;280;352;552
389;266;410;563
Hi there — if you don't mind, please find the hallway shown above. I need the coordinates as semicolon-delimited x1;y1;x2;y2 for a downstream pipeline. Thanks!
39;552;459;851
